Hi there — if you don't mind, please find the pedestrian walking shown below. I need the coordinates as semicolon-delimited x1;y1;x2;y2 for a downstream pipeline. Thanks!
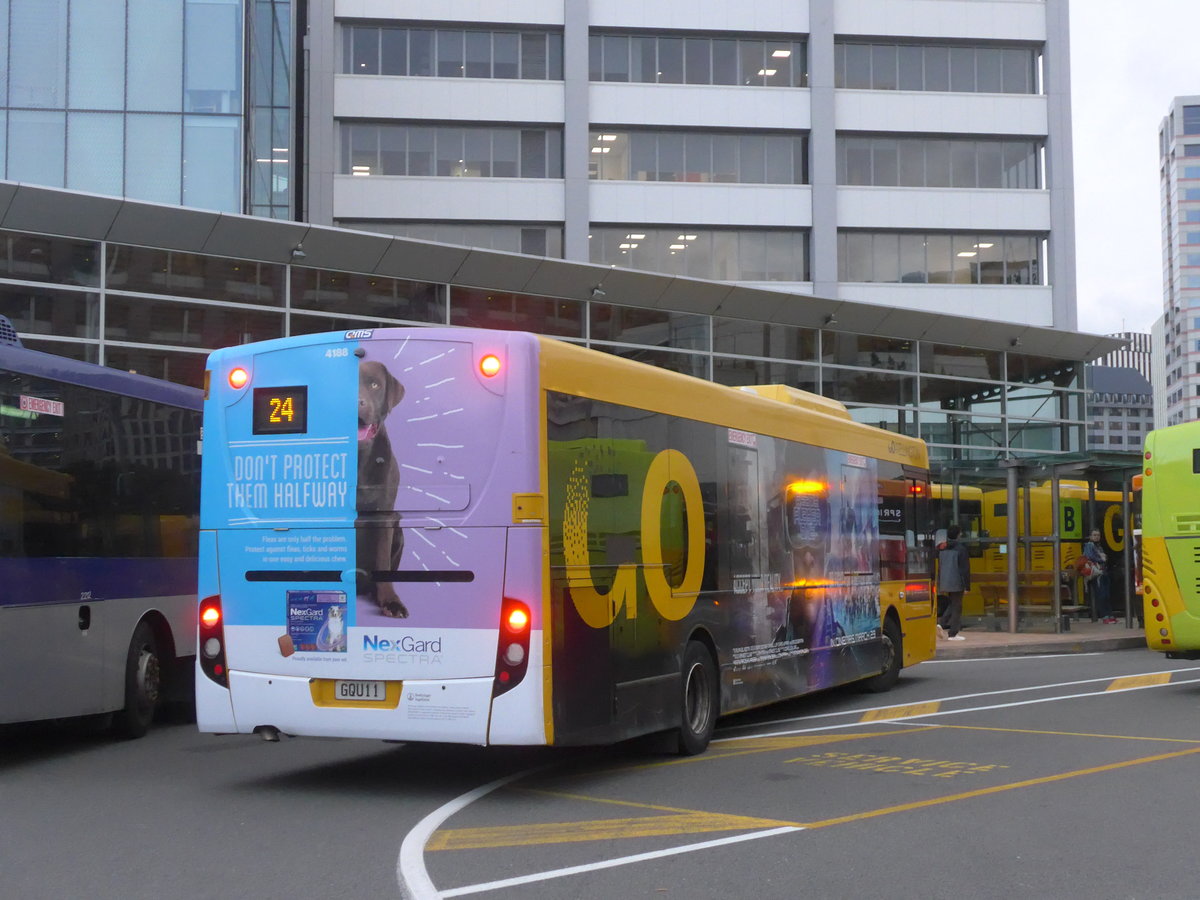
937;524;971;640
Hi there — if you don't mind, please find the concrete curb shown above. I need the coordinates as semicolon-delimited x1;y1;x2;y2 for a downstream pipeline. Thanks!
935;634;1147;660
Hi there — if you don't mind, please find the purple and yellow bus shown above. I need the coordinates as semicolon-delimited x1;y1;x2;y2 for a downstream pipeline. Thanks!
197;328;934;754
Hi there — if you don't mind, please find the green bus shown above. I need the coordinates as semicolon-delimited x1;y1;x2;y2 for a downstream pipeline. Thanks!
1141;422;1200;657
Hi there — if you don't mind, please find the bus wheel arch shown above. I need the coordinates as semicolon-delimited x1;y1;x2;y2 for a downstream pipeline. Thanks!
676;633;719;756
861;610;903;694
114;617;166;739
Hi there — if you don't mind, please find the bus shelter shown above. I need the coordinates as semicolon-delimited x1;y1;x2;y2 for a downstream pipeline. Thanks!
930;453;1142;634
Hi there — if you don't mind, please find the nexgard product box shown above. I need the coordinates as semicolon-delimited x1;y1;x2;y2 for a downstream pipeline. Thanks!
286;590;348;653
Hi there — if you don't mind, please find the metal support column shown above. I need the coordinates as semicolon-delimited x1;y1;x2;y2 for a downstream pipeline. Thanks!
1122;472;1134;627
1006;463;1020;634
1050;474;1063;632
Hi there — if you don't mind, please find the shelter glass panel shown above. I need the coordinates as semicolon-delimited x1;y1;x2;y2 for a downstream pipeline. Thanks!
822;366;915;407
450;288;583;338
712;318;816;361
291;269;445;324
920;342;1003;380
712;356;818;392
589;305;709;351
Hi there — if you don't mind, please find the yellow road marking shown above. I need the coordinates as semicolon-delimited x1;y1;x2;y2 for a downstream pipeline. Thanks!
801;745;1200;830
1107;673;1173;691
430;729;920;851
426;811;799;851
590;727;929;774
929;723;1200;743
860;701;941;722
430;723;1200;852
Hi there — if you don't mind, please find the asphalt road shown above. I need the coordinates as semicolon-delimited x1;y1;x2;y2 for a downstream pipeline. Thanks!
5;647;1200;900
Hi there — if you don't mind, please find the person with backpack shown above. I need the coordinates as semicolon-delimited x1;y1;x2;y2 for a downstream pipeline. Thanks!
936;524;971;641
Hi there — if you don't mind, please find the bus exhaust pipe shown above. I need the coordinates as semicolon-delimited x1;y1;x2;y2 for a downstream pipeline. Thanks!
255;726;282;743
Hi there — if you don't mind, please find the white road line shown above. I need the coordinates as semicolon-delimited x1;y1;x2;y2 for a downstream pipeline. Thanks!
398;769;542;900
714;664;1200;739
725;675;1200;743
437;827;803;898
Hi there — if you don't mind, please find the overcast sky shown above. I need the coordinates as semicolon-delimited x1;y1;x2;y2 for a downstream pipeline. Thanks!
1070;1;1200;336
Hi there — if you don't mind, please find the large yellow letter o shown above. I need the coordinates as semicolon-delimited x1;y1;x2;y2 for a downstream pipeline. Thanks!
641;450;706;621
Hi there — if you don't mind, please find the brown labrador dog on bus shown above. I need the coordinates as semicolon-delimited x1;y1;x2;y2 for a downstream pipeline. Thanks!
357;359;407;617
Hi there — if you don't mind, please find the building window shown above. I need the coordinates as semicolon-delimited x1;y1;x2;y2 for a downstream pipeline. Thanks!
334;221;564;259
589;130;807;184
1184;105;1200;136
834;41;1037;94
342;25;563;80
589;34;806;87
836;136;1040;189
837;232;1043;285
590;226;809;281
340;123;562;178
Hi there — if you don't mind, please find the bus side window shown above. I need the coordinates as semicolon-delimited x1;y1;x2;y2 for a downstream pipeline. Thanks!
905;478;933;577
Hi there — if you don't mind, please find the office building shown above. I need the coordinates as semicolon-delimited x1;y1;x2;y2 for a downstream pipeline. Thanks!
1092;331;1151;381
0;1;1074;331
1159;96;1200;427
314;0;1075;329
0;1;1102;468
1084;366;1154;453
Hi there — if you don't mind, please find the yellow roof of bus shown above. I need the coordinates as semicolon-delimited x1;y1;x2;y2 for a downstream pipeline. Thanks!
537;336;928;468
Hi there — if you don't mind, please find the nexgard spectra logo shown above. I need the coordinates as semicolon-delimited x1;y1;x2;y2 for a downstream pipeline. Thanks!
361;633;443;664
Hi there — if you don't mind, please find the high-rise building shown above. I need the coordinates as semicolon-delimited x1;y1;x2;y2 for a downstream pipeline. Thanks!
0;1;1075;332
312;0;1075;329
1093;331;1152;381
1158;96;1200;427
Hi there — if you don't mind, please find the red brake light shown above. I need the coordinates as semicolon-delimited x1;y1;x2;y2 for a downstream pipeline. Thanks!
506;607;530;633
229;367;249;389
198;595;228;687
480;354;502;377
493;598;531;697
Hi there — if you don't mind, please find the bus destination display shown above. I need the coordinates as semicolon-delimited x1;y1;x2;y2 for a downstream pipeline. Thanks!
252;386;308;434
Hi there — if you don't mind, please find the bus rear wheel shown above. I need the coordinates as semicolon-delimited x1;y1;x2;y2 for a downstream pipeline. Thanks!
114;622;162;739
676;641;718;756
861;616;902;693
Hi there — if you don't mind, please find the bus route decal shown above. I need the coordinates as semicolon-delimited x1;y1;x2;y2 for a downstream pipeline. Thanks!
562;448;706;628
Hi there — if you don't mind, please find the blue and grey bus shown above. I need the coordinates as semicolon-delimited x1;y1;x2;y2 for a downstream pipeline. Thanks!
0;321;201;737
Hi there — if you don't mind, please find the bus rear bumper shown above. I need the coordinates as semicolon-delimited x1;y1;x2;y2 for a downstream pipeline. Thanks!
196;660;237;733
219;670;496;743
